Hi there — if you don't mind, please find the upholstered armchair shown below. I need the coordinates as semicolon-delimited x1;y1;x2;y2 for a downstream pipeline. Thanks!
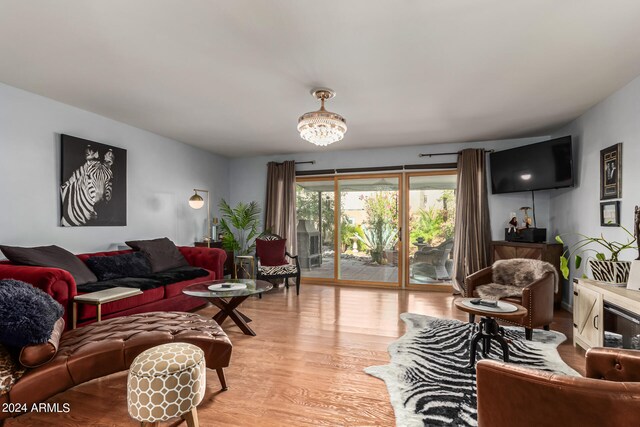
255;233;301;295
476;347;640;427
411;239;454;280
465;258;556;340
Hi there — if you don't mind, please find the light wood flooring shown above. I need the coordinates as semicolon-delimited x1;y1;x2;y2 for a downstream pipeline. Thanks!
8;283;585;427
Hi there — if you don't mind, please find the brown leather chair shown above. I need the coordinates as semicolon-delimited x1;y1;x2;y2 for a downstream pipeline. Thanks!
476;347;640;427
465;259;556;340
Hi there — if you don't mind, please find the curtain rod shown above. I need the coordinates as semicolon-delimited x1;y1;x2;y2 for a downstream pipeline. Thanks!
418;149;494;158
273;160;316;165
295;162;457;176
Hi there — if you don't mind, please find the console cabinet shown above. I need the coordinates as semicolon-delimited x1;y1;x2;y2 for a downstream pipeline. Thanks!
491;241;563;304
573;278;640;351
573;280;603;350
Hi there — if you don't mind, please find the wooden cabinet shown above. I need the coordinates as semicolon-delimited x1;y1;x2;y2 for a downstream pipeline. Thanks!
194;241;233;277
572;278;640;351
573;280;603;350
491;241;564;304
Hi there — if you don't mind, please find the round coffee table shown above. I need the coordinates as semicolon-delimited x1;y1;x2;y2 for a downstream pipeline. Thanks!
454;298;527;367
183;279;273;336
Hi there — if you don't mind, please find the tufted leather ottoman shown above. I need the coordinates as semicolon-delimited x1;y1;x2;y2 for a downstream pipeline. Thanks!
128;343;206;427
1;312;232;422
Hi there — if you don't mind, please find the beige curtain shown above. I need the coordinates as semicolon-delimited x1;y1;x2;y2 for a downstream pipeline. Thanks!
265;161;297;254
452;149;492;294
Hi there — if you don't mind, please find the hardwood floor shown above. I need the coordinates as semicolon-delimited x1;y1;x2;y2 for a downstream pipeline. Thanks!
8;284;585;426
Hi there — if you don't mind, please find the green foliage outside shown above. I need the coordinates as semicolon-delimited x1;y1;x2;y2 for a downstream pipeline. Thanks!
341;223;366;252
409;190;456;246
296;188;337;246
356;192;399;263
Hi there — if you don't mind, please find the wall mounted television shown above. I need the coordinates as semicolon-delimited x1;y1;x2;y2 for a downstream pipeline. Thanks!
490;136;574;194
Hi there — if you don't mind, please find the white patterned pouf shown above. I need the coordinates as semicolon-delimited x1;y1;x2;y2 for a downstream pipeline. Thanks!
127;343;206;427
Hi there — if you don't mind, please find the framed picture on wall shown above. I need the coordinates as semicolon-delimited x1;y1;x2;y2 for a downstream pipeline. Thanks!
600;201;620;227
60;134;127;226
600;143;622;200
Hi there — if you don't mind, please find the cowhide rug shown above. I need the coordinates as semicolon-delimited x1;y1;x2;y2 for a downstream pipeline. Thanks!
365;314;579;427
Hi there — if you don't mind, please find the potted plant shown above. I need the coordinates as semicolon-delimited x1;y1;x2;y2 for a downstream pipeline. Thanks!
556;227;638;284
219;199;261;256
357;220;398;265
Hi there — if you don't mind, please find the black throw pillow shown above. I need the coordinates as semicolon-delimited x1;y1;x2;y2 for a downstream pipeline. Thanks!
86;252;152;281
125;237;188;273
0;279;65;348
0;245;97;285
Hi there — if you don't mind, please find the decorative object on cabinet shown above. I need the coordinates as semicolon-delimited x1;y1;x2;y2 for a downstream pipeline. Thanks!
60;134;127;226
600;142;622;200
600;201;620;226
490;241;563;305
556;227;637;284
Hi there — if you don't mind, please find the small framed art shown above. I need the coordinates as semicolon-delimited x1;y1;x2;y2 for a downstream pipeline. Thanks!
600;143;622;200
600;201;620;227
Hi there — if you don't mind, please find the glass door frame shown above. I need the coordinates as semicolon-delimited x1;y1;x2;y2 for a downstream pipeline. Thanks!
297;169;457;291
295;176;338;285
296;173;403;288
403;170;457;292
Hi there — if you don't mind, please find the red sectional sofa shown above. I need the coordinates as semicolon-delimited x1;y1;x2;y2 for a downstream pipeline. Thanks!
0;246;226;329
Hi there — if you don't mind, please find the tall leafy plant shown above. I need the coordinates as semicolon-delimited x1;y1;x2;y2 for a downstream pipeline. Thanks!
219;199;261;255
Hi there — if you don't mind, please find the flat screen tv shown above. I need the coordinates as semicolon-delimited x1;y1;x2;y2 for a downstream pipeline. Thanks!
490;136;574;194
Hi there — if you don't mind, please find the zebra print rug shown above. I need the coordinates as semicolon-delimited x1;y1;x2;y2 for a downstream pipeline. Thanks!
365;313;579;427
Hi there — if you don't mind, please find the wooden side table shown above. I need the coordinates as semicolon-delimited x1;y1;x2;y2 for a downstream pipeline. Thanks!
73;287;143;328
234;255;255;279
195;241;233;277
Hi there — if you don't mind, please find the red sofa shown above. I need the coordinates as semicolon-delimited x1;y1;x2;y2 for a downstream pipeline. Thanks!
0;246;226;329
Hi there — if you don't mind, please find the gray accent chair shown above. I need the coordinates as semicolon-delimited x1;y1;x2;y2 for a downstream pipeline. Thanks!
411;239;454;281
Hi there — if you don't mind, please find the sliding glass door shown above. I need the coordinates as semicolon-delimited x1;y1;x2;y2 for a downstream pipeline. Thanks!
337;175;401;286
406;172;457;288
296;171;456;289
296;178;336;280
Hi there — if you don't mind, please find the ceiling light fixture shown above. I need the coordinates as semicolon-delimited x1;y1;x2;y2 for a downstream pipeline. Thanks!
297;88;347;146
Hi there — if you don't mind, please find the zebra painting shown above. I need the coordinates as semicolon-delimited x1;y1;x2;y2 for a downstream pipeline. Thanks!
60;134;127;226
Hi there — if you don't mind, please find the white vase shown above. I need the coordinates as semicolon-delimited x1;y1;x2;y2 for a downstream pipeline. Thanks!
588;260;632;284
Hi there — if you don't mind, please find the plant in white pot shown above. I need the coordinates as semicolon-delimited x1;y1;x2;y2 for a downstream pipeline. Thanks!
556;227;638;284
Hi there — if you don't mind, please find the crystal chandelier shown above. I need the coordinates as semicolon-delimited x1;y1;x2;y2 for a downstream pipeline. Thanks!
297;88;347;146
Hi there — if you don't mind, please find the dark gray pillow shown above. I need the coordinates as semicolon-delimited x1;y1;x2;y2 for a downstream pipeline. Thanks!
0;245;97;285
0;279;64;348
86;252;152;281
125;237;188;273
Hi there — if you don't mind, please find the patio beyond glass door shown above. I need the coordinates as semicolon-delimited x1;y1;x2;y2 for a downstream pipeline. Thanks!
295;179;336;280
338;175;401;286
406;172;457;287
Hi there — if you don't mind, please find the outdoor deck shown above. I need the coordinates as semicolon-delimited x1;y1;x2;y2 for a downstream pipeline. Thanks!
302;256;449;285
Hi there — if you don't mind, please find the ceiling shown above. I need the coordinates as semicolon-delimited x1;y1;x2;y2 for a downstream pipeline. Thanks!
1;1;640;158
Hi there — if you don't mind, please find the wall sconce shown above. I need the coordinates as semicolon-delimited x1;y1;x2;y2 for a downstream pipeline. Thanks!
189;189;211;246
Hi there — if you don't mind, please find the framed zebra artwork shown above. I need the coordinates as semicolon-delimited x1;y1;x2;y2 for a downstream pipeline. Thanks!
60;134;127;226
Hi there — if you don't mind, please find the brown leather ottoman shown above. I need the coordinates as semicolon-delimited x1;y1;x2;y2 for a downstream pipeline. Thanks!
1;311;232;421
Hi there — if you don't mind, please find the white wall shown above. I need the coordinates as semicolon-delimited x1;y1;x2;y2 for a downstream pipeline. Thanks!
550;74;640;308
0;83;229;253
228;136;553;241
